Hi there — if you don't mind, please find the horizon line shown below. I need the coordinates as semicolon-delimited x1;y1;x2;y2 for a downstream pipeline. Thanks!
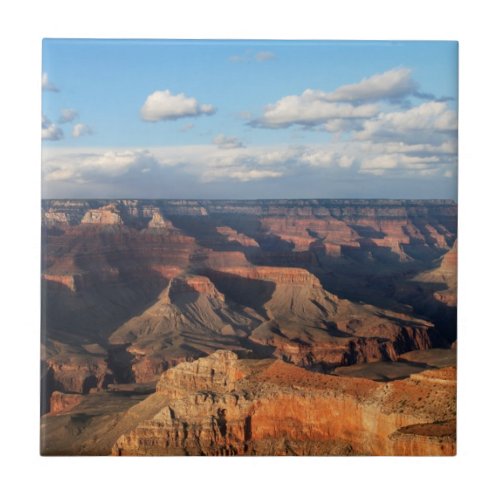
42;197;457;202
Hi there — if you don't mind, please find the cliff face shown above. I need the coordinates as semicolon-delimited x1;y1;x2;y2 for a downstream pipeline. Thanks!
49;391;84;415
111;351;456;456
41;341;113;407
209;265;435;370
416;241;457;307
216;226;259;247
41;199;456;412
81;204;124;225
108;274;263;383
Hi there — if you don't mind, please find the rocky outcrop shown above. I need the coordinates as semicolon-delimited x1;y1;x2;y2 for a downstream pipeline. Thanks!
171;275;225;300
111;351;456;456
156;351;245;398
260;216;358;254
204;265;435;370
210;265;322;286
49;391;84;415
44;356;112;395
42;273;77;292
43;210;70;226
81;204;124;225
216;226;259;247
108;276;263;382
42;200;91;226
415;241;457;307
41;199;457;420
147;209;175;229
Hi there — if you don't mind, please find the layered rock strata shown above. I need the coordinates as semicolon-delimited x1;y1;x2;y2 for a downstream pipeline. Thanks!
41;199;457;408
112;351;456;456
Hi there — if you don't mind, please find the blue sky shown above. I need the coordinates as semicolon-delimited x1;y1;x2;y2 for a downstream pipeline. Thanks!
42;40;458;199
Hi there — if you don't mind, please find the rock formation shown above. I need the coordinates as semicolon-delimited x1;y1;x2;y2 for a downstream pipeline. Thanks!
81;204;124;225
111;351;456;456
416;241;457;307
108;274;263;382
41;199;457;387
49;391;84;415
216;226;259;247
40;199;457;455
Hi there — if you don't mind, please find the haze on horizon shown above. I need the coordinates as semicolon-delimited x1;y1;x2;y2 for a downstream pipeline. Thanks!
42;40;458;200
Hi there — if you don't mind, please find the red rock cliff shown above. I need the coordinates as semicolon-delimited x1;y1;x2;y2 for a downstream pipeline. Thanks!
112;351;456;456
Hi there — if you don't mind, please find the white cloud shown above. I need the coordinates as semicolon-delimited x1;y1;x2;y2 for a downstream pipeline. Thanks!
362;139;458;156
43;149;159;182
300;150;336;168
42;146;286;187
202;167;283;182
326;68;418;103
253;148;299;166
42;72;58;92
42;136;457;196
255;90;378;128
42;115;63;141
82;150;152;173
251;67;447;130
298;149;355;169
360;153;441;175
323;118;364;133
212;134;244;149
338;155;355;168
356;101;458;144
140;89;216;122
72;123;92;138
59;108;79;123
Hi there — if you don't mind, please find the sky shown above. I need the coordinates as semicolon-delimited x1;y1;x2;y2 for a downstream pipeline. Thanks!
41;40;458;199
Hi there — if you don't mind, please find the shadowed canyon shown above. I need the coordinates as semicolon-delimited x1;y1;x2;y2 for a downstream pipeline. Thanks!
40;199;457;455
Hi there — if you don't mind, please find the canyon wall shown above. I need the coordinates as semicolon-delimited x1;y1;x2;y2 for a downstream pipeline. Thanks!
41;199;457;408
112;351;456;456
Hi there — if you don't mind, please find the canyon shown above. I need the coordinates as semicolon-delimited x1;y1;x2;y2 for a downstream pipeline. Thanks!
40;199;457;455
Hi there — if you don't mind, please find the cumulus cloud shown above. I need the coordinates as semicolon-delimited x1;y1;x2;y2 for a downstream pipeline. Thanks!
140;89;216;122
326;68;418;103
298;149;355;169
360;153;442;175
355;101;458;145
200;149;289;182
42;135;457;199
338;155;355;168
59;108;79;123
254;90;379;128
252;148;300;166
202;167;283;182
254;69;415;129
212;134;244;149
299;149;336;168
42;72;58;92
362;139;458;157
323;118;366;134
42;145;304;189
72;123;92;138
43;149;160;183
251;68;452;130
42;115;63;141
